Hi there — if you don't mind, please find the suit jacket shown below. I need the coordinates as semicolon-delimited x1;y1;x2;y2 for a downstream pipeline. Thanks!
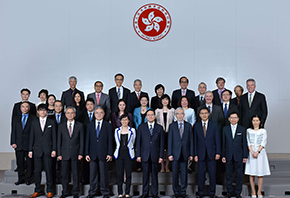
11;114;37;151
155;108;175;132
48;113;67;126
12;101;36;121
168;121;194;161
133;106;150;130
85;120;113;161
57;121;84;160
231;97;240;106
195;95;206;109
109;86;130;113
79;110;95;130
61;88;85;108
114;127;136;159
151;96;162;111
136;122;164;163
212;88;232;106
222;103;239;126
171;89;197;112
239;91;268;128
87;92;111;121
222;125;248;161
29;118;57;157
127;91;149;113
194;120;221;161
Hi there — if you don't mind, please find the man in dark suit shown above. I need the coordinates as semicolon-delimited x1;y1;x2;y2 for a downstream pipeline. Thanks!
194;107;221;198
11;102;37;185
87;81;111;121
61;76;85;109
136;109;164;198
28;104;56;198
172;76;197;112
85;106;113;198
239;78;268;128
221;90;239;126
195;82;207;109
127;79;149;113
222;112;248;198
212;77;232;106
48;100;67;125
109;73;130;114
58;107;84;198
168;107;194;198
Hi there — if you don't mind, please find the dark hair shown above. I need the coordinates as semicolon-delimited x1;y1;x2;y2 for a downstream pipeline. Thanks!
86;98;95;105
229;111;239;118
120;112;130;121
250;115;262;129
115;99;128;116
37;103;48;111
38;89;49;98
160;94;171;109
46;94;56;105
215;77;226;84
72;91;85;111
234;85;244;93
199;107;209;113
54;100;62;106
146;109;155;116
179;76;189;83
115;73;124;79
140;94;149;102
221;89;231;96
177;96;191;108
94;81;103;87
21;101;30;108
154;84;165;95
21;88;31;95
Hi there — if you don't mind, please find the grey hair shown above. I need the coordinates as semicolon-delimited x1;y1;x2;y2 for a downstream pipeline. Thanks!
68;76;77;83
198;82;207;89
205;90;213;96
95;105;105;112
246;78;256;85
134;79;142;85
175;107;185;115
64;106;76;113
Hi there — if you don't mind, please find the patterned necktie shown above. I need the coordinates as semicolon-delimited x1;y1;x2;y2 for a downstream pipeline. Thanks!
179;123;183;138
224;103;228;117
208;106;211;115
249;93;252;108
203;123;207;137
57;114;60;124
182;90;185;96
69;123;72;137
41;119;45;132
96;122;100;138
137;92;140;100
150;125;153;135
117;88;121;99
97;94;100;105
89;112;92;122
22;114;27;129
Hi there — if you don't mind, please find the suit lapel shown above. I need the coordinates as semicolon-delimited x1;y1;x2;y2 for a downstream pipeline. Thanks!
175;122;182;141
71;122;78;138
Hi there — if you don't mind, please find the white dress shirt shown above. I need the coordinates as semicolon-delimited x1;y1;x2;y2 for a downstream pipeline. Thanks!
148;121;155;130
95;119;103;130
231;124;237;138
202;120;209;130
67;120;75;134
248;91;256;103
39;116;47;131
223;102;230;111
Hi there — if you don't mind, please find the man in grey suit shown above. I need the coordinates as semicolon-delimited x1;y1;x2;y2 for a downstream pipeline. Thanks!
87;81;111;121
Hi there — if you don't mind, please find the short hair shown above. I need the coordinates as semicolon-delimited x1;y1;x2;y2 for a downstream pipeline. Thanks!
69;76;77;83
154;84;165;94
199;107;209;113
234;85;244;93
175;107;184;115
221;89;231;96
215;77;226;84
134;79;142;85
229;112;239;118
46;94;56;104
177;96;191;108
250;114;262;129
86;98;95;105
64;106;76;113
37;103;48;111
198;82;207;89
38;89;48;98
246;78;256;85
94;81;103;87
95;105;105;112
54;100;62;106
146;109;155;116
179;76;189;83
140;94;149;102
115;73;124;79
21;101;30;108
21;88;31;95
160;94;171;109
120;113;130;121
205;90;213;96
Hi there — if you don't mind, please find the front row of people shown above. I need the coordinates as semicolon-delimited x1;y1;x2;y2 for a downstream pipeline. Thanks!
11;102;270;198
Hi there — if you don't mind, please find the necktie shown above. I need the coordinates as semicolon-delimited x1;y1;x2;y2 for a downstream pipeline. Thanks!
89;112;92;122
22;114;27;129
208;106;211;115
117;88;121;99
57;114;60;124
41;119;45;132
137;92;140;100
182;90;185;96
96;122;100;138
232;125;235;138
179;123;183;138
97;94;100;105
249;93;252;108
69;123;72;137
203;123;207;137
150;125;153;135
224;103;228;117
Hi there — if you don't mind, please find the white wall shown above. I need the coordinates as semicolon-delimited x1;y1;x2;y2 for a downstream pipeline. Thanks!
0;0;289;153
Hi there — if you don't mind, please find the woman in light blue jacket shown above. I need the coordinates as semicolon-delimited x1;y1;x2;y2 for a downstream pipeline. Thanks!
133;94;151;130
114;113;136;198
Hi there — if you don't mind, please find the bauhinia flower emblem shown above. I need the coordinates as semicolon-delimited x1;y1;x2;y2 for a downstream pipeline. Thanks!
142;11;163;32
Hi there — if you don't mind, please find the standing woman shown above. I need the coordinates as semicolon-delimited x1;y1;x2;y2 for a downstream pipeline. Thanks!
111;99;133;130
245;115;270;198
71;91;85;121
151;84;165;111
176;96;196;126
37;89;48;106
155;94;175;172
46;94;56;116
114;113;136;198
133;94;150;130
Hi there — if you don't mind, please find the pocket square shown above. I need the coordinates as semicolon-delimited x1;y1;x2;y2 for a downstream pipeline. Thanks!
237;133;241;135
47;125;52;128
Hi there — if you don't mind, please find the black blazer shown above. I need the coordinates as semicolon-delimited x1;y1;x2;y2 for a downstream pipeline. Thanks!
171;89;197;111
212;89;232;106
239;92;268;128
222;103;239;126
61;88;85;108
29;118;57;157
167;121;194;161
48;113;67;126
85;120;113;161
222;125;248;161
127;91;149;113
136;122;164;163
79;110;95;131
11;114;37;151
195;95;206;109
12;101;36;121
57;121;84;160
150;96;162;111
109;86;130;113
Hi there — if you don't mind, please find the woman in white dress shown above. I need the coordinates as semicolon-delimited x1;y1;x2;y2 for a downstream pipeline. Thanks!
245;115;271;198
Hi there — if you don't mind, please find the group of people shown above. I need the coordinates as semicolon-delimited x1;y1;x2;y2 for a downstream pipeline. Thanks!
10;74;270;198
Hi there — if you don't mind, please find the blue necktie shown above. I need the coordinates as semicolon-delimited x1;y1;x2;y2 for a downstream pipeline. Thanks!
89;113;92;122
57;114;60;124
22;114;27;129
96;122;100;138
150;124;153;135
117;88;121;99
224;103;228;117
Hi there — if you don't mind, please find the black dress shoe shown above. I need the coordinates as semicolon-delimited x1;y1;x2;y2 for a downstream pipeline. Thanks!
26;181;33;185
73;195;79;198
138;195;148;198
153;195;159;198
236;195;242;198
181;195;188;198
15;180;25;185
86;195;94;198
103;195;110;198
60;195;67;198
209;195;216;198
172;194;179;198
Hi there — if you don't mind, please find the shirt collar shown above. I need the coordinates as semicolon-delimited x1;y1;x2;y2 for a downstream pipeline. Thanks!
148;121;155;128
202;119;209;125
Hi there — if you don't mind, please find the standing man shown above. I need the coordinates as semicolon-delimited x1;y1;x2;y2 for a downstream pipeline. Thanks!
239;78;268;128
87;81;111;121
12;88;37;119
29;104;56;198
85;106;113;198
172;76;197;111
61;76;85;109
136;109;164;198
168;107;194;198
212;77;232;106
58;107;84;198
109;73;131;113
195;82;207;109
222;112;248;198
221;90;239;126
127;79;149;113
194;107;221;198
11;102;37;185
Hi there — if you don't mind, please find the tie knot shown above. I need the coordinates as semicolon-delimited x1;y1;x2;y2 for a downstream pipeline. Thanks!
98;122;100;125
150;124;152;128
225;103;227;107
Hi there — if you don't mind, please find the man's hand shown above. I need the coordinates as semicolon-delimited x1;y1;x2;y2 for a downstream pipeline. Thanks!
222;157;226;163
158;158;163;163
28;152;33;158
51;151;56;157
168;156;174;161
194;156;198;162
12;144;17;149
137;157;141;162
86;155;91;162
58;156;62;161
78;155;83;160
106;155;112;162
243;158;247;163
215;154;220;160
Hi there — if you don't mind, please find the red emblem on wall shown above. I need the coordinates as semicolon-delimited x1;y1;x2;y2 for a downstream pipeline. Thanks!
133;3;172;42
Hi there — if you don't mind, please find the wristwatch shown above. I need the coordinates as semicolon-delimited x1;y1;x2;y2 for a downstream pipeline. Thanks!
258;150;261;153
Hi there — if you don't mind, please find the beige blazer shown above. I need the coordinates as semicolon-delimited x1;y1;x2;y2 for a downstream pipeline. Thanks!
155;108;175;132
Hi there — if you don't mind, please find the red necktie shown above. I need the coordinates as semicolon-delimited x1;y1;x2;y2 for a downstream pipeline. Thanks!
97;94;100;105
182;90;185;96
137;93;140;100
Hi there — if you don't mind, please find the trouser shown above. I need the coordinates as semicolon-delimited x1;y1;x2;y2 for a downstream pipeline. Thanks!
116;150;133;195
142;157;159;196
15;150;34;182
61;158;80;196
172;153;188;195
34;154;53;193
225;156;243;195
89;158;109;196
